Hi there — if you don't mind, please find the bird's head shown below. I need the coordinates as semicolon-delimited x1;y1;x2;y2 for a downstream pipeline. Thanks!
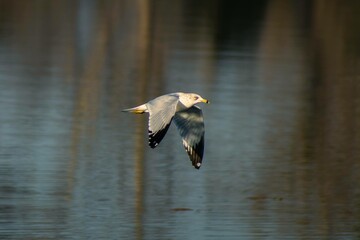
180;93;209;108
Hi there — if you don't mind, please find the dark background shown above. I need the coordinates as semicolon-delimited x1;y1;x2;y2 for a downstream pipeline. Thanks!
1;1;360;239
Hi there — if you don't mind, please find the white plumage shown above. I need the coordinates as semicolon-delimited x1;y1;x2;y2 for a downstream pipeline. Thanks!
122;92;209;169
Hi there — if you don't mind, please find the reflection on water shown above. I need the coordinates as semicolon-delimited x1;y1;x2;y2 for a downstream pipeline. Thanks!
1;0;360;239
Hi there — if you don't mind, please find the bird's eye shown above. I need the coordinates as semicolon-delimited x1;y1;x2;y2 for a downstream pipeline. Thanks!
193;96;199;100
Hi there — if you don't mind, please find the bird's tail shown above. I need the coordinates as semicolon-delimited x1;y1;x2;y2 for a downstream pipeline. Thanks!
122;104;148;114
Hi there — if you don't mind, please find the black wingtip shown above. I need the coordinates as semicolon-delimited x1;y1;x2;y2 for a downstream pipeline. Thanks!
148;131;159;148
182;140;204;169
194;163;201;169
148;122;172;149
191;157;202;169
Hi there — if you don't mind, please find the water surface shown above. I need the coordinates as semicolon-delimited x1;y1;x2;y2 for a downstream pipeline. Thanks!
1;1;360;239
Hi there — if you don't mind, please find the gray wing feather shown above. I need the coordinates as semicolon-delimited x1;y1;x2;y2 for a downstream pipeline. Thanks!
173;105;205;169
147;94;179;148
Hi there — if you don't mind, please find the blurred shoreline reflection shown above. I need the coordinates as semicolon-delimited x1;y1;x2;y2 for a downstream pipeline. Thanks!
0;0;360;239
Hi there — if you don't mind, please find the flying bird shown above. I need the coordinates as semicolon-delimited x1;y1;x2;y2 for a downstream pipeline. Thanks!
122;92;209;169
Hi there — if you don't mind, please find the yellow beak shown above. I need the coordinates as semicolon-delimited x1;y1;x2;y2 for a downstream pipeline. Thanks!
201;98;209;104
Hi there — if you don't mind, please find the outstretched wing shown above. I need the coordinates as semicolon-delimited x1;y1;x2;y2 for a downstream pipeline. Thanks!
147;94;179;148
173;106;205;169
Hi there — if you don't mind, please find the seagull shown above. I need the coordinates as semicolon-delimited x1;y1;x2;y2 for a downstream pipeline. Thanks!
122;92;209;169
